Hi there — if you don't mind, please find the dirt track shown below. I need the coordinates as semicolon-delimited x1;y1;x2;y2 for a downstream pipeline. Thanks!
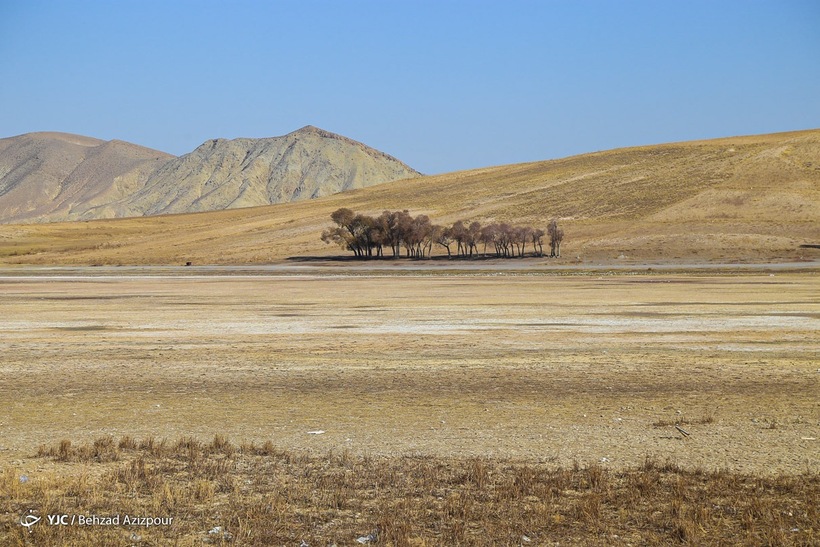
0;269;817;475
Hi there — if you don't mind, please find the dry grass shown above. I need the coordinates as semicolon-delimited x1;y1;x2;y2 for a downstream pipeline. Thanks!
1;273;817;475
1;436;817;546
651;411;716;428
0;129;818;265
1;272;817;545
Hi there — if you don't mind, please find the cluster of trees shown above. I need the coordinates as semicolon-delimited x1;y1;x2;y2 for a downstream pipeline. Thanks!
321;208;564;259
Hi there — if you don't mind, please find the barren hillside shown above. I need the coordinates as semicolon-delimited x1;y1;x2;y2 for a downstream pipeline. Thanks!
0;127;421;223
0;132;172;223
94;126;421;217
0;129;817;265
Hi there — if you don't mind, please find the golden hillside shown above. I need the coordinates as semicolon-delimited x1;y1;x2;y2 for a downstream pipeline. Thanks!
1;129;818;265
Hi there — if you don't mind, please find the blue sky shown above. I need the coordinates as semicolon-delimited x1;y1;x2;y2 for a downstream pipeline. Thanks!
1;1;818;174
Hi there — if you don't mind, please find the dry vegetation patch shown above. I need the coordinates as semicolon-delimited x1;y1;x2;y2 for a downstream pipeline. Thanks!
1;272;817;544
2;436;817;546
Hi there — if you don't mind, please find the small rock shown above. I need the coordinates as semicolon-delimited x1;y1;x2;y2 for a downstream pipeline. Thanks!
19;475;28;483
356;532;378;544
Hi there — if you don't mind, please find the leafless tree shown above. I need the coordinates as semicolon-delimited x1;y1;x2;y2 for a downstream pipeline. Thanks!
322;208;361;256
412;215;435;258
548;219;564;257
531;228;545;257
512;225;533;257
497;223;513;257
353;213;377;257
448;221;466;257
376;210;409;258
434;225;454;258
479;224;496;257
321;225;353;255
466;221;482;257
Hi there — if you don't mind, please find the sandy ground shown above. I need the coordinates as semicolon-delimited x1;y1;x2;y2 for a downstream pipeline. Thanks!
0;269;817;476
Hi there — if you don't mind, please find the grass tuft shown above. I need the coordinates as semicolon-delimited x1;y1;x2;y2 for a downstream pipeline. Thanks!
1;435;816;546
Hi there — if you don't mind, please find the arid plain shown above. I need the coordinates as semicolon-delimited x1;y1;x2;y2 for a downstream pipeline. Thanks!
2;269;816;472
1;266;818;544
1;129;818;544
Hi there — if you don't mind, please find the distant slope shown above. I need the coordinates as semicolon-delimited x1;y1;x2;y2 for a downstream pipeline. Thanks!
0;132;172;223
0;129;818;265
104;125;421;217
0;126;421;223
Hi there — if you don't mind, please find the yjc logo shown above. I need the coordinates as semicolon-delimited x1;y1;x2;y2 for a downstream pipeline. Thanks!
20;511;41;532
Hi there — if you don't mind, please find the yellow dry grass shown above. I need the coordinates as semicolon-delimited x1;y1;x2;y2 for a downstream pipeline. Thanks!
1;272;816;471
0;271;818;545
0;129;818;265
1;436;816;546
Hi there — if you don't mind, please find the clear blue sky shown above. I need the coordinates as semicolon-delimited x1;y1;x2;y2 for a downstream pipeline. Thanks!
1;1;818;174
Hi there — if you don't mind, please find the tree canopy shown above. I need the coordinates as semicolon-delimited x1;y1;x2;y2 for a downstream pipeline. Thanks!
322;209;564;259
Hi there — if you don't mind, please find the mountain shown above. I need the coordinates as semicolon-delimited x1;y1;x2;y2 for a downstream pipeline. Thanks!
0;126;421;223
0;132;172;223
106;126;421;217
0;129;817;265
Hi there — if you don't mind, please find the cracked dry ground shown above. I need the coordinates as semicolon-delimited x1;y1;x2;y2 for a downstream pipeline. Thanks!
0;271;817;475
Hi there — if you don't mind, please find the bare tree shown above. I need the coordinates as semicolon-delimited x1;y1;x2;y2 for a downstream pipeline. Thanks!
497;223;513;258
434;225;455;258
373;210;415;258
352;213;377;257
531;228;545;257
548;219;564;257
370;216;387;257
479;223;497;257
450;220;467;257
323;209;562;261
412;215;434;258
466;221;482;257
323;208;361;256
512;225;533;257
374;211;395;257
321;225;354;255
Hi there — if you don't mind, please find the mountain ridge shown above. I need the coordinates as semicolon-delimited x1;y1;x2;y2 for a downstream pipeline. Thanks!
0;128;817;265
0;127;421;223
